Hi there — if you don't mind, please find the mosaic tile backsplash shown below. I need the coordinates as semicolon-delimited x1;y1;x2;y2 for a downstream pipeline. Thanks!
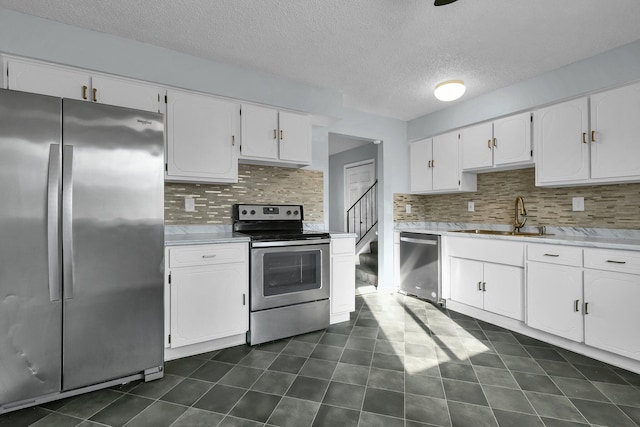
394;168;640;229
165;164;323;224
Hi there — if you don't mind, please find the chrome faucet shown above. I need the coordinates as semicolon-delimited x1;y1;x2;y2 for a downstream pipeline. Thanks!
514;196;527;232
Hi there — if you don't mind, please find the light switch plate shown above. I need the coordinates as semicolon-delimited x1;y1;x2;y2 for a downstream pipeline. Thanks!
572;196;584;212
184;197;196;212
468;201;475;212
405;204;412;214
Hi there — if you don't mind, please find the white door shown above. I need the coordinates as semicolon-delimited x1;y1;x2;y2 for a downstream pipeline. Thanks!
240;104;279;160
170;263;248;348
461;122;493;170
91;75;161;113
493;112;532;166
7;59;91;101
590;82;640;180
526;261;583;342
450;257;484;309
166;89;239;183
344;160;376;238
410;138;433;193
584;270;640;361
483;263;523;320
432;131;460;191
278;111;311;163
534;97;589;186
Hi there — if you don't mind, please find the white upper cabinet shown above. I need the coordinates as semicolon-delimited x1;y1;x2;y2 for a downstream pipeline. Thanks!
536;82;640;187
240;105;311;166
534;97;590;186
166;89;240;183
590;82;640;181
6;58;160;112
410;132;477;194
461;112;532;172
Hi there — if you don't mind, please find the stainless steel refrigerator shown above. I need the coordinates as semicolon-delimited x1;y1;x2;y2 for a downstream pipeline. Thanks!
0;89;165;413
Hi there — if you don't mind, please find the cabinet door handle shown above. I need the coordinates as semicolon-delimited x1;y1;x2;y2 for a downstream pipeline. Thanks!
232;135;235;146
543;253;560;257
606;260;626;264
582;132;587;144
488;139;492;149
482;282;486;292
591;130;596;142
202;254;217;259
243;293;246;306
431;159;435;168
493;138;497;147
584;302;589;315
477;281;482;291
574;299;580;312
280;130;284;140
93;88;97;102
273;129;277;140
427;160;431;168
82;85;88;100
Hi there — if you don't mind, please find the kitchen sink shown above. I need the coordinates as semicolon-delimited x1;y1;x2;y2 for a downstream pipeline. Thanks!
451;229;545;237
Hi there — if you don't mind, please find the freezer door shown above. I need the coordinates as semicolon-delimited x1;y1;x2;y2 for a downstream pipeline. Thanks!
61;100;164;391
0;90;63;405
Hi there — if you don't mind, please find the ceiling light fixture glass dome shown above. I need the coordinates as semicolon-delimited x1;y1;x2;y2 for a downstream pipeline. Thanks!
434;80;466;101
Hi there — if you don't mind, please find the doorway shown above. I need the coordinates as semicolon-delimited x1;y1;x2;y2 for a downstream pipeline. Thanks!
344;159;376;241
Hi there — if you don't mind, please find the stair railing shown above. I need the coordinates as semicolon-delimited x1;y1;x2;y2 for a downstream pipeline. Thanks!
346;180;378;246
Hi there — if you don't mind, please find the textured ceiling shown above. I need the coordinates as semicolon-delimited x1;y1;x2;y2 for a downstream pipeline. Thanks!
2;0;640;120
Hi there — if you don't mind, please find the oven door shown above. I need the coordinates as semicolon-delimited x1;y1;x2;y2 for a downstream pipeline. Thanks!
251;240;330;311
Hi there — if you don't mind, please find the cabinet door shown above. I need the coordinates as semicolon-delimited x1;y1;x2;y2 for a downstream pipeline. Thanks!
461;122;493;170
278;111;311;164
7;59;90;101
240;104;279;160
170;263;248;348
91;76;160;113
534;98;589;186
450;257;484;309
483;263;523;320
432;131;460;191
493;112;532;166
409;138;433;193
526;261;583;342
584;270;640;361
331;254;356;315
590;82;640;181
166;89;239;183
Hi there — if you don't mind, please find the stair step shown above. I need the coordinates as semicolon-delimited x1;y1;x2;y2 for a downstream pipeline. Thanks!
358;252;378;270
370;241;378;253
355;264;378;287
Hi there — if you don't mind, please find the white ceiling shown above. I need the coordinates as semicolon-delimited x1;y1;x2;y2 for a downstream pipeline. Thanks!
3;0;640;121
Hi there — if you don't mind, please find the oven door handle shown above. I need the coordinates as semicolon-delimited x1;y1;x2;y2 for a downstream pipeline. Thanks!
252;238;332;248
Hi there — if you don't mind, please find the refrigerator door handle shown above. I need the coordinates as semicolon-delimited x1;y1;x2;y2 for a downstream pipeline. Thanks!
47;144;62;301
62;145;75;299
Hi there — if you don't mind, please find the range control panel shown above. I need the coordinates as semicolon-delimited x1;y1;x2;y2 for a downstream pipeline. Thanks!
234;204;303;221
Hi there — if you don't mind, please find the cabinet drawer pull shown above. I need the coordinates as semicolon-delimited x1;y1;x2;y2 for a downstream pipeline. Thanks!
543;253;560;257
202;254;217;259
574;299;580;312
582;132;587;144
606;260;626;264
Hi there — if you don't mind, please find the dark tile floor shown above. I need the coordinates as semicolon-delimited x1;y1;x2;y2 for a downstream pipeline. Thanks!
2;292;640;427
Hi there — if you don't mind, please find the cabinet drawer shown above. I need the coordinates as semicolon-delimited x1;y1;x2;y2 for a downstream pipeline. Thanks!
332;237;355;255
168;243;247;268
584;248;640;275
527;244;582;266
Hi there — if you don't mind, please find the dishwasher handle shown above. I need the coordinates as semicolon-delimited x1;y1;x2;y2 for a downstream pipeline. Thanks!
400;236;438;245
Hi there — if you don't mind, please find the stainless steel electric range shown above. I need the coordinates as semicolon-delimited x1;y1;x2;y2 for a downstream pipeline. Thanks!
233;204;331;345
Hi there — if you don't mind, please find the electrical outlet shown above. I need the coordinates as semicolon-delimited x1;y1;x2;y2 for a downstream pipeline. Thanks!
405;204;412;214
184;197;196;212
468;201;475;212
572;196;584;212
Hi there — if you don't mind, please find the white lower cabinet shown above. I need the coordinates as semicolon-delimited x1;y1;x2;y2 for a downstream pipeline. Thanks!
165;243;248;350
450;257;523;321
330;237;356;324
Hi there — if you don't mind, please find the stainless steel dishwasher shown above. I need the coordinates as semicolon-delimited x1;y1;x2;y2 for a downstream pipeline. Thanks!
399;232;441;304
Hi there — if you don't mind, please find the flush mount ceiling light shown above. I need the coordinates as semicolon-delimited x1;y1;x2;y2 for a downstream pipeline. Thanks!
434;80;466;102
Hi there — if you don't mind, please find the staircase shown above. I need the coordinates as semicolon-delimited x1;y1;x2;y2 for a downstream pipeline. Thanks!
355;240;378;295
